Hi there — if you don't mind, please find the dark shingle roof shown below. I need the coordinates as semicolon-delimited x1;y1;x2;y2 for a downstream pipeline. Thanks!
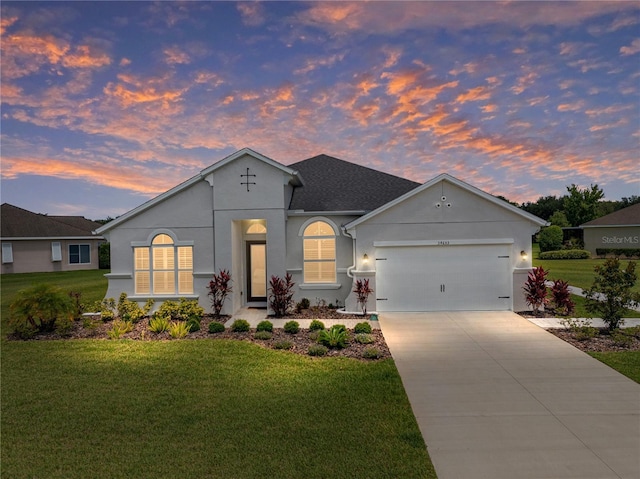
288;154;420;212
582;203;640;227
1;203;102;238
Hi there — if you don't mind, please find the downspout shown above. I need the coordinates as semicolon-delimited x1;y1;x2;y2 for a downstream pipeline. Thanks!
341;225;356;278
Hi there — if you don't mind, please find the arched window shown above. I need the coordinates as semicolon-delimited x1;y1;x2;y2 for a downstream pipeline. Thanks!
134;233;193;295
246;223;267;234
303;221;336;283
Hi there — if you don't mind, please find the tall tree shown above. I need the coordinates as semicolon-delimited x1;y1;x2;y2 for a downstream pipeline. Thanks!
563;184;604;227
520;195;564;220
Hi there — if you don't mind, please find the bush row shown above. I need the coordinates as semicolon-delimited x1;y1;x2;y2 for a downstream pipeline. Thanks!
595;248;640;259
538;249;591;260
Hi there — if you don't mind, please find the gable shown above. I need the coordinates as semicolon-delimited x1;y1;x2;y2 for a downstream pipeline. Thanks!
97;148;301;234
346;174;546;231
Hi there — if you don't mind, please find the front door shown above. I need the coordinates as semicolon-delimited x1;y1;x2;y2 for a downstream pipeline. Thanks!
246;241;267;302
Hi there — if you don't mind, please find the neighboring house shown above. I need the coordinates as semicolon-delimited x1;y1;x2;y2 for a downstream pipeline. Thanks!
581;203;640;256
96;148;546;314
1;203;104;274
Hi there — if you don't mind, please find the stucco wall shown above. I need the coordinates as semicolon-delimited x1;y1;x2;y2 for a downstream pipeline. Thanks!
102;180;215;309
583;226;640;255
285;214;358;308
346;180;541;312
1;238;102;274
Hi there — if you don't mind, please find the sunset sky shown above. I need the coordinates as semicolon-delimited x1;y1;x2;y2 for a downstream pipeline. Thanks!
1;1;638;220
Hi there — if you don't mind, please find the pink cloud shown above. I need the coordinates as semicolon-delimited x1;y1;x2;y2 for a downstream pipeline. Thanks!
620;38;640;56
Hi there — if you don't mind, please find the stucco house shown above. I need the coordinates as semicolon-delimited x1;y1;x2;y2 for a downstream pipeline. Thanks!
1;203;104;274
581;203;640;256
96;148;546;314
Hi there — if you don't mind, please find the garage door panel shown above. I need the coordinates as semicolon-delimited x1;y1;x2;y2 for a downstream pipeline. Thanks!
376;245;511;312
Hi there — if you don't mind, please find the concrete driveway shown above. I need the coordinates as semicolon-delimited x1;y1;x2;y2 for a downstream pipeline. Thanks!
379;311;640;479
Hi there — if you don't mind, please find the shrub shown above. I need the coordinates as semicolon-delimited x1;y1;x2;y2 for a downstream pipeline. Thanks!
55;316;75;337
168;321;190;339
153;298;203;322
308;344;328;356
256;320;273;332
186;317;201;333
308;330;321;341
583;258;640;330
99;242;110;269
273;340;293;350
331;324;347;333
108;319;134;339
538;225;564;252
99;298;117;321
269;273;295;317
208;269;233;317
610;329;633;347
309;319;325;331
354;333;375;344
9;284;75;335
69;291;84;319
318;325;348;349
283;320;300;334
596;248;640;259
560;318;598;341
149;317;170;333
254;331;273;340
117;293;153;323
231;319;250;332
539;250;590;260
362;347;382;359
354;322;372;334
523;266;549;314
354;279;374;315
550;279;575;316
623;325;640;339
296;298;311;312
208;322;226;334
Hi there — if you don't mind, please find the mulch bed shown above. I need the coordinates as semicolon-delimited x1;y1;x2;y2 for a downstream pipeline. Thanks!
547;328;640;352
518;310;640;352
15;311;391;361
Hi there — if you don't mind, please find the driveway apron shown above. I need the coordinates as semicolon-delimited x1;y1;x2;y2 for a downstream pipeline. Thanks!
379;312;640;479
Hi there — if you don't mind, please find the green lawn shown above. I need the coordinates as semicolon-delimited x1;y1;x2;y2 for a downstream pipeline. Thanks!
589;351;640;383
532;244;640;294
1;269;108;336
532;244;640;318
1;271;436;479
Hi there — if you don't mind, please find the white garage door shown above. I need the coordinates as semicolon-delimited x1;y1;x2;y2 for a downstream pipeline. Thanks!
375;244;512;312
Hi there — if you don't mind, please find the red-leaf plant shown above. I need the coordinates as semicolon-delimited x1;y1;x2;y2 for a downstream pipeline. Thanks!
208;269;232;318
551;279;575;316
354;279;374;316
523;266;549;315
268;273;295;317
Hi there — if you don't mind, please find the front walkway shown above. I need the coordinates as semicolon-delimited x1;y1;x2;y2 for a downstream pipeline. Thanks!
380;311;640;479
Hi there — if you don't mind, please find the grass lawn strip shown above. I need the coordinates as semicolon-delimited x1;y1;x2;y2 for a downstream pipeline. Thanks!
1;340;435;479
588;351;640;384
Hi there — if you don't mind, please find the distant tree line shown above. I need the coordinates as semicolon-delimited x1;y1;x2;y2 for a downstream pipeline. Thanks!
517;184;639;227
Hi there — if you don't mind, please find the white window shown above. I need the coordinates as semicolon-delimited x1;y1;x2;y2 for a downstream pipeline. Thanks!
246;223;267;234
51;242;62;262
69;244;91;264
2;243;13;264
303;221;336;283
134;234;193;295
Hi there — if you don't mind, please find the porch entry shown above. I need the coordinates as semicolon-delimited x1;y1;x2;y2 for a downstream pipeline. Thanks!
246;241;266;302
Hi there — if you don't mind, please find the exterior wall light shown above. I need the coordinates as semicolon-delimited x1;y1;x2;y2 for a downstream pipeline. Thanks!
521;250;528;260
363;253;369;264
